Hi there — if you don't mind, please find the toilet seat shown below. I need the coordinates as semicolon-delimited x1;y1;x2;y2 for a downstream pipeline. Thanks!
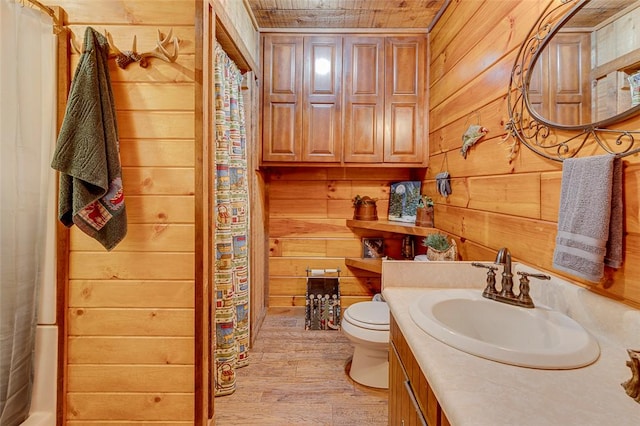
344;302;389;331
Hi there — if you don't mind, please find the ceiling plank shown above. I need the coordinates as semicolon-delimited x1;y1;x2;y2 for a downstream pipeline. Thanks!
246;0;446;29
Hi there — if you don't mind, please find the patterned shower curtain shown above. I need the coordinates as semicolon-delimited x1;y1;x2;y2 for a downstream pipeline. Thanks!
213;45;250;396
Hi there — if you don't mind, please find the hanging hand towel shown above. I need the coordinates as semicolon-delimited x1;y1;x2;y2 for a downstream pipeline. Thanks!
552;154;621;282
605;157;623;268
51;27;126;250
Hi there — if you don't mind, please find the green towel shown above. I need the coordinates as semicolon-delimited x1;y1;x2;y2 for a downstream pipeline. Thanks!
51;27;126;250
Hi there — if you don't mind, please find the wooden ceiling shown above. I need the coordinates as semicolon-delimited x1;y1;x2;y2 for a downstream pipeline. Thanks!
245;0;448;29
565;0;636;28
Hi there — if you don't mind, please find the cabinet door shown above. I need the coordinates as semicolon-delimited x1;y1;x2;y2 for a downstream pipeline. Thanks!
549;33;591;125
343;36;385;163
385;36;426;163
262;35;303;162
530;32;591;125
389;341;427;426
302;36;342;162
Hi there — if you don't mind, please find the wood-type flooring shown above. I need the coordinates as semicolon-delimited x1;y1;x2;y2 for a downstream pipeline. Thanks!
214;307;389;425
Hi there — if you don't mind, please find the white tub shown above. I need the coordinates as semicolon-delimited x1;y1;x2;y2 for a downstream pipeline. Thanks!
21;168;58;426
19;325;57;426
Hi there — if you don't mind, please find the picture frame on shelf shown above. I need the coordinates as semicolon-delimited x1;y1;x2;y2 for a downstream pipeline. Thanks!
362;238;384;258
388;181;422;223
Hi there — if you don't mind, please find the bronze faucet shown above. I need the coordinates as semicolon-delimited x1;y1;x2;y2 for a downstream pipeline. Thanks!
472;247;550;308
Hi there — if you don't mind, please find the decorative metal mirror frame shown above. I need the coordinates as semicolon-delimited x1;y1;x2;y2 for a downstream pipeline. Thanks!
506;0;640;162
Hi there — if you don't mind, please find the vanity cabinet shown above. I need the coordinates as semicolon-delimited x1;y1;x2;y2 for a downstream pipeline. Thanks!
261;33;427;166
390;314;450;426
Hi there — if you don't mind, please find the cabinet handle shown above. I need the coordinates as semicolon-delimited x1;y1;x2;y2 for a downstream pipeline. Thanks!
404;380;428;426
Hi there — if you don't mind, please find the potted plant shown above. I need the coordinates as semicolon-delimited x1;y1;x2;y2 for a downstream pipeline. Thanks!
352;195;378;220
415;195;434;227
422;232;457;261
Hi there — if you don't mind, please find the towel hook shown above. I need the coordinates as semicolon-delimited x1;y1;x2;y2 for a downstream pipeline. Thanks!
70;28;180;70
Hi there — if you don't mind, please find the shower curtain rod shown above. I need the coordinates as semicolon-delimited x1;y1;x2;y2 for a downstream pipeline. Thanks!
21;0;63;31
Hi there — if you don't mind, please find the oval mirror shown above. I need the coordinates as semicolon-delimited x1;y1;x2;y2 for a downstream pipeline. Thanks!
527;0;640;127
506;0;640;161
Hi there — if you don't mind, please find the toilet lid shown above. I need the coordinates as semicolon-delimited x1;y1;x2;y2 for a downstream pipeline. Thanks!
344;302;389;331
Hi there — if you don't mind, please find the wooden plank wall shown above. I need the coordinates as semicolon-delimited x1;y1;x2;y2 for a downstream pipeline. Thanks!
48;0;197;423
428;0;640;308
267;167;425;309
246;73;269;342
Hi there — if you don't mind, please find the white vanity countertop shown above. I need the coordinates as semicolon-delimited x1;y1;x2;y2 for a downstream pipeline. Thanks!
381;261;640;426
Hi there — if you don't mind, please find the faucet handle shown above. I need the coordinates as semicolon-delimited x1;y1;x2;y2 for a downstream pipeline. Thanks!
515;272;550;308
517;271;551;281
472;263;499;295
471;262;498;271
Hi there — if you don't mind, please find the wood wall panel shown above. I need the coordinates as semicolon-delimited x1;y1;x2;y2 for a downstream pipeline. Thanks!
467;174;541;219
112;83;195;110
117;111;195;139
67;337;194;364
70;56;197;83
429;97;506;155
267;166;415;307
67;365;193;392
49;0;262;422
431;50;517;130
430;1;549;103
48;0;198;422
68;308;193;336
69;253;194;280
269;276;380;296
68;281;194;308
70;224;195;252
125;195;194;223
119;140;195;167
429;0;640;307
66;25;196;53
427;142;557;179
66;393;193;422
121;167;195;195
56;1;194;24
269;218;359;238
270;237;361;257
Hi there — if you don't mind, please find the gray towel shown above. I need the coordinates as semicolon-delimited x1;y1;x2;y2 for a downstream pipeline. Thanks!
51;27;126;250
552;155;622;282
605;157;623;268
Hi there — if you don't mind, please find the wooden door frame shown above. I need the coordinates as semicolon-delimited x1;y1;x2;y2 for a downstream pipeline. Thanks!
194;0;213;423
54;7;70;425
195;1;258;423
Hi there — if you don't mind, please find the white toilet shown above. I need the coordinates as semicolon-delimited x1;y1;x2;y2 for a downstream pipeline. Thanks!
341;300;390;389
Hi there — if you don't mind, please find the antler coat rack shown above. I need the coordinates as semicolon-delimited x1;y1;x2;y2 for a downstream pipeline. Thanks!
71;28;180;69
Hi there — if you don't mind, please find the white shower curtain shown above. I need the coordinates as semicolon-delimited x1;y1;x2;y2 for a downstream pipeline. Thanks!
0;0;56;424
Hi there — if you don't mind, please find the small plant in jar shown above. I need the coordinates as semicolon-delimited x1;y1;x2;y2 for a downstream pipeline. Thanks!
422;232;457;261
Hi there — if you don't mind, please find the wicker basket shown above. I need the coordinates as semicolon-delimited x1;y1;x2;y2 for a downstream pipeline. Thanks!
426;239;457;261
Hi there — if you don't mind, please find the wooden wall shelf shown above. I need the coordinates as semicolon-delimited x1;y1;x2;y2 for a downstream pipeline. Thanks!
345;219;439;274
346;219;437;237
345;258;382;274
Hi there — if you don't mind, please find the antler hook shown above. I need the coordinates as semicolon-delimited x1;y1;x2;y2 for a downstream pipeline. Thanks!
138;29;179;68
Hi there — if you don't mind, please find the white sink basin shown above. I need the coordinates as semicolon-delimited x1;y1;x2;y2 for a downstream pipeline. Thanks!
409;289;600;369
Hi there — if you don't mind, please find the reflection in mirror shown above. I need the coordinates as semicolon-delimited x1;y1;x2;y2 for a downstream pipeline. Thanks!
506;0;640;162
529;0;640;126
